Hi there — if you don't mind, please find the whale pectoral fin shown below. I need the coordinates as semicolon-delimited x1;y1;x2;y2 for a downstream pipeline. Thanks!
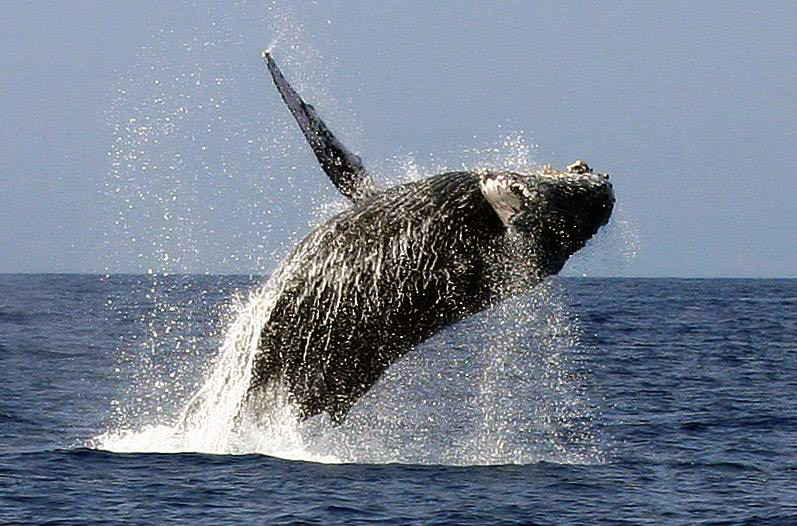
263;51;375;203
478;172;527;227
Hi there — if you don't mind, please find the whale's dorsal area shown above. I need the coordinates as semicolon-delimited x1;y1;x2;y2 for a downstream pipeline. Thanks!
263;51;375;203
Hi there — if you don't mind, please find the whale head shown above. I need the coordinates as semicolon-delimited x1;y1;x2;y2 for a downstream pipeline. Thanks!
479;160;615;275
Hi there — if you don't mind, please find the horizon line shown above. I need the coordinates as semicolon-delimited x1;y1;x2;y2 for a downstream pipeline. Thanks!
0;272;794;280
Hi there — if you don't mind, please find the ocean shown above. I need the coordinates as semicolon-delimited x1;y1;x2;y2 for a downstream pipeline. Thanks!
1;274;795;525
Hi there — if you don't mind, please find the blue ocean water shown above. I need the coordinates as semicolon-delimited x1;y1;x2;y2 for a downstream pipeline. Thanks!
1;274;796;525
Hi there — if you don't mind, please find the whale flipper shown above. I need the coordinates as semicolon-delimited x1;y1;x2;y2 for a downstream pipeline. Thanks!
263;51;375;202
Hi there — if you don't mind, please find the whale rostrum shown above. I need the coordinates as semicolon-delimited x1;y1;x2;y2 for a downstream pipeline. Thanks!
250;53;615;422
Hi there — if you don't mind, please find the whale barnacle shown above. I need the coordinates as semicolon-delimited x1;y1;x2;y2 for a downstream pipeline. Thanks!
566;160;593;174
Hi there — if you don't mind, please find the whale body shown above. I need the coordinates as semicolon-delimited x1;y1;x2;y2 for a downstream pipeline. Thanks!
249;53;614;422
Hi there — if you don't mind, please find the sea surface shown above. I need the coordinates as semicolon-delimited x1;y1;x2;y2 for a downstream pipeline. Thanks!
1;274;795;525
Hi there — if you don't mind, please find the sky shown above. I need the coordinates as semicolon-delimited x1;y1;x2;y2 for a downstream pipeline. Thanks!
1;1;795;277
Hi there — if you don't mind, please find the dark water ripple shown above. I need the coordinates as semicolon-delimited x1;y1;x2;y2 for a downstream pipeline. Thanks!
1;275;796;525
3;449;796;525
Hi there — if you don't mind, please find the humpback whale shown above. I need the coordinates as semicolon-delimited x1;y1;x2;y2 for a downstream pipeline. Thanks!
250;52;614;423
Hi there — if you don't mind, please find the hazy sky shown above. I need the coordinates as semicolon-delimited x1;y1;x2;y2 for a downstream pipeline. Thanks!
1;1;795;276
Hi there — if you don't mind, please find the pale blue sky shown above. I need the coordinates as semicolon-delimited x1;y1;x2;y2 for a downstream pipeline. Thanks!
1;1;795;276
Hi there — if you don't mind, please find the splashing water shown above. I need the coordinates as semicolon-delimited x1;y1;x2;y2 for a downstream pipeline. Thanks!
296;280;605;466
96;2;622;464
95;131;612;465
95;275;604;465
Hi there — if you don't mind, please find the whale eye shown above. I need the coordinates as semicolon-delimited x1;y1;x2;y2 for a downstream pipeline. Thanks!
567;160;592;174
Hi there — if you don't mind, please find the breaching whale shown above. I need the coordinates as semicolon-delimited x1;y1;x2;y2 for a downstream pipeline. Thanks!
250;52;614;423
